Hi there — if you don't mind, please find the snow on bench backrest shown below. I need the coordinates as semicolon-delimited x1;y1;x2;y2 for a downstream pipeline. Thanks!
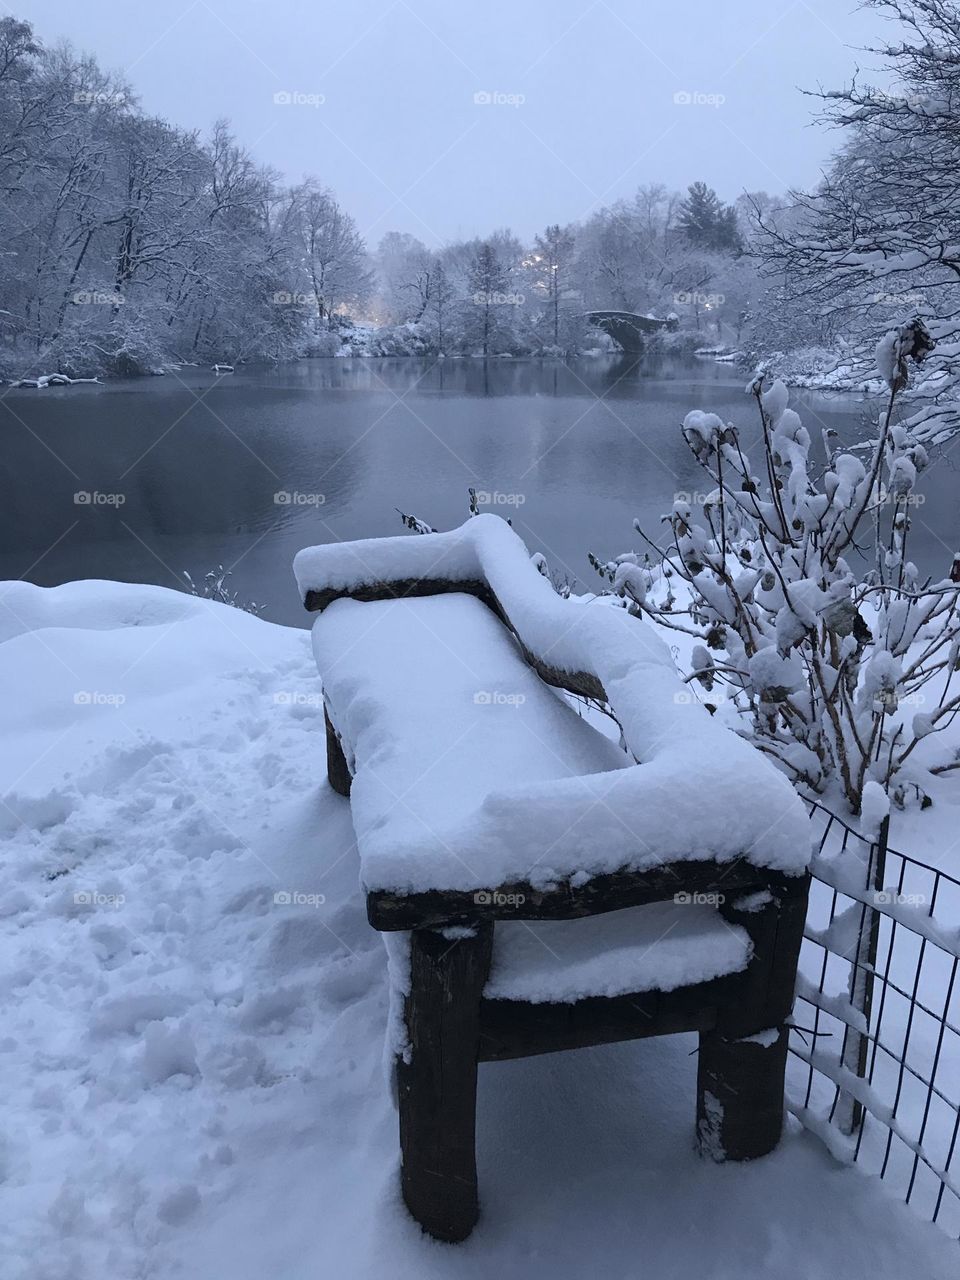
294;516;811;877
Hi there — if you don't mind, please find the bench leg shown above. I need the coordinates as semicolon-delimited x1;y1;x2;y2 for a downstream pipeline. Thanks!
697;874;808;1161
324;708;352;797
397;923;493;1242
697;1024;789;1161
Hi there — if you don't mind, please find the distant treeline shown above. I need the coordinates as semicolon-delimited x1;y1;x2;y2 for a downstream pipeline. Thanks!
0;16;762;377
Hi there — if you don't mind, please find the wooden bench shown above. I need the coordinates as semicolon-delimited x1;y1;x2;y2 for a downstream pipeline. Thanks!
295;516;811;1242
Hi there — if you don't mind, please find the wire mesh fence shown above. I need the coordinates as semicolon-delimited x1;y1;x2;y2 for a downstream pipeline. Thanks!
788;799;960;1240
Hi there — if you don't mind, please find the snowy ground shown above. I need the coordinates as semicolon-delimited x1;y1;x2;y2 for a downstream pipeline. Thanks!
1;580;958;1279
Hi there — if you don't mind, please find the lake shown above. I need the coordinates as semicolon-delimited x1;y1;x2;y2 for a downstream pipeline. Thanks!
2;356;956;627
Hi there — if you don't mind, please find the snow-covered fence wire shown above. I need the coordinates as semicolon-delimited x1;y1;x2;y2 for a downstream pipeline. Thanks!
789;800;960;1240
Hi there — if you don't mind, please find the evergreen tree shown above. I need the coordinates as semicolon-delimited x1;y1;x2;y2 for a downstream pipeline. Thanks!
429;257;455;354
468;241;508;356
677;182;741;252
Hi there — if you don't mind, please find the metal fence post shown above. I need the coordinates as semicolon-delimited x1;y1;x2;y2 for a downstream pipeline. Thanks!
836;814;889;1136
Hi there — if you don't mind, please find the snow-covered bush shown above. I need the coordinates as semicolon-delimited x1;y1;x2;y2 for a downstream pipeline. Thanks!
596;319;960;813
645;328;705;359
367;322;434;358
183;567;263;616
747;345;881;394
301;329;345;359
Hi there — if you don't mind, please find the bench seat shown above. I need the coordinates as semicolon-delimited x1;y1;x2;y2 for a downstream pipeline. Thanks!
314;591;629;895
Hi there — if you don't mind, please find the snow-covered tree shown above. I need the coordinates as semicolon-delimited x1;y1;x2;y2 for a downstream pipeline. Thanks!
0;19;376;376
377;232;435;324
677;182;742;253
426;256;455;354
754;0;960;444
530;223;576;347
288;181;372;331
466;239;510;356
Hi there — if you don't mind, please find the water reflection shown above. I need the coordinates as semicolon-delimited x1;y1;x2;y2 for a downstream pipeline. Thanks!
1;357;954;626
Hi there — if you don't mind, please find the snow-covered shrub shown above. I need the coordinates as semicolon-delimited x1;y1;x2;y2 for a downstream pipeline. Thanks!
596;319;960;813
301;329;345;359
645;328;704;359
749;345;879;393
183;567;263;615
367;322;433;358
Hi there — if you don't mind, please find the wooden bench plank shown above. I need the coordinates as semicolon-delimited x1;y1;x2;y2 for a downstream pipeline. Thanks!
478;970;743;1062
366;858;779;931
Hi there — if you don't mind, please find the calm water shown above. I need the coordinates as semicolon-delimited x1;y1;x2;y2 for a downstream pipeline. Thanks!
2;356;956;626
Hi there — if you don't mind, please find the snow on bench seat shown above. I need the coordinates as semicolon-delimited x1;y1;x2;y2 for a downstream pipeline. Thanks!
300;516;812;894
313;592;629;894
484;901;752;1004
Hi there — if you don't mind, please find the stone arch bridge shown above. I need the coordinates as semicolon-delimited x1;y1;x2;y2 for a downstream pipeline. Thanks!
583;310;678;354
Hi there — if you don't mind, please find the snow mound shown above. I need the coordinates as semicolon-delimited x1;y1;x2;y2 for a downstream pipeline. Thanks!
0;578;213;644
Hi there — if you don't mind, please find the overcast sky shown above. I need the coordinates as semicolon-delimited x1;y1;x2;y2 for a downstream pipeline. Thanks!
18;0;893;245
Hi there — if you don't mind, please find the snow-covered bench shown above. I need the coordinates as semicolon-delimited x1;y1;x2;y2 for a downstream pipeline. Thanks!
294;516;811;1242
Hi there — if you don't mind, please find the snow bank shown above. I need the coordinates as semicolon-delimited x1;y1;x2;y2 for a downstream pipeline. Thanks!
0;577;213;644
296;516;812;890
